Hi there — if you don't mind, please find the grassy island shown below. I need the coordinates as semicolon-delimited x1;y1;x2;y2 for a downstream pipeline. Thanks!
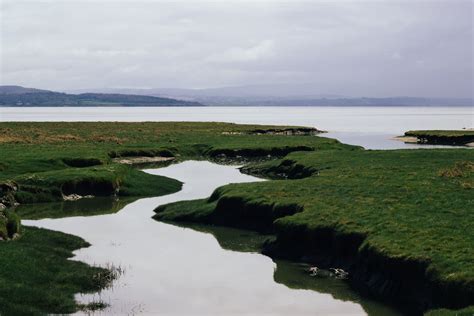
0;122;472;314
403;130;474;146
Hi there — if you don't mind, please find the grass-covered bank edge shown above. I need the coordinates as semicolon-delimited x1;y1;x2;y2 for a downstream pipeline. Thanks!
404;130;474;146
0;226;118;315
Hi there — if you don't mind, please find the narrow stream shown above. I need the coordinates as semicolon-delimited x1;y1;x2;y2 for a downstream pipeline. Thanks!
23;161;400;315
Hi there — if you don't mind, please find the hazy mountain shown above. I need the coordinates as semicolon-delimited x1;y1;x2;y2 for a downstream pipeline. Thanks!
0;85;50;95
0;86;202;107
67;84;345;99
67;84;473;107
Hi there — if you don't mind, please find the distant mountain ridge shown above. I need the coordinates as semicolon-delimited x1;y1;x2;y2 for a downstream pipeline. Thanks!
1;85;472;107
67;85;473;107
0;85;202;107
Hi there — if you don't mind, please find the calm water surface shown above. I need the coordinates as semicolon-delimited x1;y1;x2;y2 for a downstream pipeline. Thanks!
1;106;472;149
24;161;400;315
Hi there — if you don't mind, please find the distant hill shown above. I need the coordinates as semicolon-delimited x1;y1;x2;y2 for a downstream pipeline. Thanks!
2;85;472;107
68;85;473;107
0;85;50;95
0;86;202;107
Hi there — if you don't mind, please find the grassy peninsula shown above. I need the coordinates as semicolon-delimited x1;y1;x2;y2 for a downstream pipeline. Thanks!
1;122;472;314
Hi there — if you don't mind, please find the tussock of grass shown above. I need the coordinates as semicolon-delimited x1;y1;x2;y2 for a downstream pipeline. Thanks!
0;209;20;239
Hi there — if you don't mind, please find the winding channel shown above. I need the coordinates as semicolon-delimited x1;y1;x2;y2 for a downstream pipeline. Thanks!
24;161;400;315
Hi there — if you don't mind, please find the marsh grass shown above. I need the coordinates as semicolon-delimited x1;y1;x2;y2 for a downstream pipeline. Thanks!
0;226;119;315
0;122;345;313
156;148;474;314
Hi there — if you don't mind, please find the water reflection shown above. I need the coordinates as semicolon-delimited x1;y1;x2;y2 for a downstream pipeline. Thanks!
16;196;136;220
22;161;400;315
174;223;401;316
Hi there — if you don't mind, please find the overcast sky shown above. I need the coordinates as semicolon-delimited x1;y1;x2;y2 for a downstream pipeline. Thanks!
0;0;472;97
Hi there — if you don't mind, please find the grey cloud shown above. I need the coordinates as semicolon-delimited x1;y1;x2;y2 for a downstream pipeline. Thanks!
0;0;472;97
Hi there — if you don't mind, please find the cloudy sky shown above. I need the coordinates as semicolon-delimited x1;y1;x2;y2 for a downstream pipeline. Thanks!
0;0;472;97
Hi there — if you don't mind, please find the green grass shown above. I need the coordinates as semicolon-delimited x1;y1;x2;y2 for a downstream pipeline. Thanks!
425;306;474;316
2;122;473;313
0;122;346;209
156;148;474;312
0;209;20;239
0;226;116;315
0;121;347;313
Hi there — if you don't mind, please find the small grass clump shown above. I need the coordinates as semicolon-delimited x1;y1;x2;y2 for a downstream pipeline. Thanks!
0;208;20;239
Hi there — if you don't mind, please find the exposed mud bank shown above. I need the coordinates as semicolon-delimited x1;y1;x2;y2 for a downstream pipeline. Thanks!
248;127;324;136
221;127;324;136
61;178;119;197
112;156;175;166
155;194;473;315
62;157;103;168
206;196;303;234
263;222;473;315
207;146;314;164
241;158;317;179
154;191;303;234
108;148;175;158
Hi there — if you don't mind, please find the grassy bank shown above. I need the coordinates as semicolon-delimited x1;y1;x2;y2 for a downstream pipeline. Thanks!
404;130;474;146
0;122;346;209
155;148;474;314
0;121;346;313
0;226;117;315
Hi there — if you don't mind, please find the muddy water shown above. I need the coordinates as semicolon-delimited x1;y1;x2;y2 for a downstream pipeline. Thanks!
24;161;400;315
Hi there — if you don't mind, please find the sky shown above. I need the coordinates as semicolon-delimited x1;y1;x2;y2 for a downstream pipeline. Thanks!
0;0;472;98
